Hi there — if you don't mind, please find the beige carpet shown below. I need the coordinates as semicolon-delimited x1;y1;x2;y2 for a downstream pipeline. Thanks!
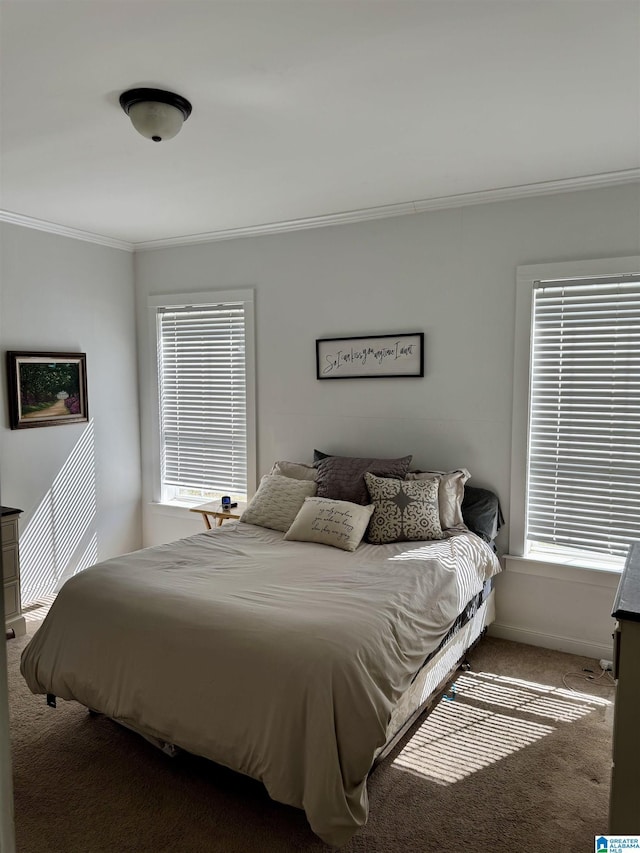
6;630;615;852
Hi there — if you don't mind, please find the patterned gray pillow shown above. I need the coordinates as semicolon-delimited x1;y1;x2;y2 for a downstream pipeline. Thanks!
314;453;412;505
365;472;443;544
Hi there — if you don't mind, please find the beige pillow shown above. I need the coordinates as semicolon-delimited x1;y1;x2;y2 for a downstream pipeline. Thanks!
270;460;318;482
241;474;317;532
284;497;374;552
405;469;470;530
365;473;443;544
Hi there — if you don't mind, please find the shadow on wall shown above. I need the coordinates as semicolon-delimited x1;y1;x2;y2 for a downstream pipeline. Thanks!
20;420;97;604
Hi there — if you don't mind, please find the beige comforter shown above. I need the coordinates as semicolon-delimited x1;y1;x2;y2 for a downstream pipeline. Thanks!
21;522;500;846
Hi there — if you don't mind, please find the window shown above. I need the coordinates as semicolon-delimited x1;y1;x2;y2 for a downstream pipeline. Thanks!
511;258;640;569
149;290;255;505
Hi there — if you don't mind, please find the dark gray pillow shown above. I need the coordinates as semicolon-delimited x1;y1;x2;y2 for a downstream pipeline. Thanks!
314;452;412;504
461;486;504;543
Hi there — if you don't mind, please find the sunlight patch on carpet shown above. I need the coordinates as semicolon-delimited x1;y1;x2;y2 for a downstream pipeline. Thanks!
454;671;611;721
392;670;612;785
392;700;554;785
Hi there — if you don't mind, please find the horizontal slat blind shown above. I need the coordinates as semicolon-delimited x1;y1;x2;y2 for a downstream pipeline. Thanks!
158;302;247;494
527;277;640;558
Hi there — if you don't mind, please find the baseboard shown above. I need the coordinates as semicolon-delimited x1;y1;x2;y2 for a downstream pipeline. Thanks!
488;622;614;659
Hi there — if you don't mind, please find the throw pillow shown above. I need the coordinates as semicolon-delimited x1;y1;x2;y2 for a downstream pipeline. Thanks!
365;472;443;544
314;453;412;504
270;460;318;481
284;497;374;552
461;485;504;543
240;474;317;532
405;469;470;530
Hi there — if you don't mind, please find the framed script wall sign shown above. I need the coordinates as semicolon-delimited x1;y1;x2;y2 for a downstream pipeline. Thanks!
316;333;424;380
7;351;89;429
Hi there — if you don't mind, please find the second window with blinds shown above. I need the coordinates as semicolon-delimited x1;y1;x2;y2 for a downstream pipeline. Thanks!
149;290;255;506
511;257;640;570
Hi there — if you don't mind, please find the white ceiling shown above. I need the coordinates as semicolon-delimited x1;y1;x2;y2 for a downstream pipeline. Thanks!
1;0;639;247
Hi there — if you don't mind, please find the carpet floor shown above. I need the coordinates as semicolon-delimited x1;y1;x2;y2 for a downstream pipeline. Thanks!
6;630;615;852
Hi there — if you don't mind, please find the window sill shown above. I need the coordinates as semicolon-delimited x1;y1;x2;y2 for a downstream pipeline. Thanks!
504;554;621;589
147;501;202;519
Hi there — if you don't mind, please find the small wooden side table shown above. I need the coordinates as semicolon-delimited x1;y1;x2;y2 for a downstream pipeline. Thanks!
190;501;247;530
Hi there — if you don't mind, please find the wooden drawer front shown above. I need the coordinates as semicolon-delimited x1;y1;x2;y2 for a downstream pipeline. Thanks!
1;517;18;546
4;581;19;619
2;545;18;583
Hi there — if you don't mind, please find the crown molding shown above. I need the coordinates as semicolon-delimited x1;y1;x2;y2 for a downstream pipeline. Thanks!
133;168;640;251
0;210;134;252
2;168;638;253
412;168;640;213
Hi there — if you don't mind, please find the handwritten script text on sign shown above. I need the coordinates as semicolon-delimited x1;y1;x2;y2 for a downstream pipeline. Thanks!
323;341;416;375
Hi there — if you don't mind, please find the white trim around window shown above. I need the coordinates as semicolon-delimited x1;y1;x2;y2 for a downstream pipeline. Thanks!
147;289;256;507
510;256;640;573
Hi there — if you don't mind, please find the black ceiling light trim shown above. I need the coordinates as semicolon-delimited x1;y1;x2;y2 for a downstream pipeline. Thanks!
119;88;192;120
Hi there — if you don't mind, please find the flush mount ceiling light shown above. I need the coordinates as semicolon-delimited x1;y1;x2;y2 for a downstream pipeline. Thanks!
119;88;192;142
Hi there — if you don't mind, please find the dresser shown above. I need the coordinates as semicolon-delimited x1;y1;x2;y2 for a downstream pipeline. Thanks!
2;506;26;638
609;541;640;833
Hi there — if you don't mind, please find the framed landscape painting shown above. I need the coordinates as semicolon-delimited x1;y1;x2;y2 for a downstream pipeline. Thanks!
7;352;88;429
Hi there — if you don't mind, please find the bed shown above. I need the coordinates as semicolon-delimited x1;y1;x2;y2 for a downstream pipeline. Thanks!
20;458;502;847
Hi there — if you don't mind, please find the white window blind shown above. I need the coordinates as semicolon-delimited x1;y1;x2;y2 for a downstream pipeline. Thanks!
157;301;247;497
527;276;640;559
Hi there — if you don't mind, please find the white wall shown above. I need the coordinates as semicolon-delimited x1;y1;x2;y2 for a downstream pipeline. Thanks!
0;224;142;600
135;183;640;657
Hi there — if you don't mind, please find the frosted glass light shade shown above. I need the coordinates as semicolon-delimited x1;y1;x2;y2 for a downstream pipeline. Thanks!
119;88;192;143
128;101;184;142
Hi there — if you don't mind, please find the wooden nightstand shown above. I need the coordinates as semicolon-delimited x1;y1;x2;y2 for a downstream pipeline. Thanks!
2;506;26;638
190;501;247;530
